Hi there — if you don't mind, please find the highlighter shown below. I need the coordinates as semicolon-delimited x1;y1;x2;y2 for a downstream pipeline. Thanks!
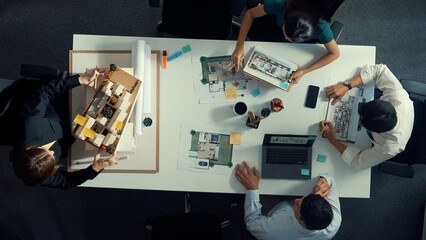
162;50;168;69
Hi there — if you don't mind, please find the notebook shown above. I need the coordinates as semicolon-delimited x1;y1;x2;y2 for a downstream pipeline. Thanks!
262;134;316;179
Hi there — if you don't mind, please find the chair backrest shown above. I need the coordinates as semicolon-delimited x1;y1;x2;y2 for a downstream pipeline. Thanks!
402;79;426;164
247;0;345;42
150;213;222;240
161;0;234;39
305;0;345;22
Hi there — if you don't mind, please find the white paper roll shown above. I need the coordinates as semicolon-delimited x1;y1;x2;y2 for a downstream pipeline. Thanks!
143;43;152;114
132;40;145;135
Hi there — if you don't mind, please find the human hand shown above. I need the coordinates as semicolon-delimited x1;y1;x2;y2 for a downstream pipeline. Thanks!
326;84;349;105
312;177;330;198
91;150;118;172
319;120;336;140
232;47;245;71
79;67;108;88
288;69;305;84
234;161;260;190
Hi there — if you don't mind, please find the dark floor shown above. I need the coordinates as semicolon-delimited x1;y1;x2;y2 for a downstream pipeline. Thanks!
1;1;426;239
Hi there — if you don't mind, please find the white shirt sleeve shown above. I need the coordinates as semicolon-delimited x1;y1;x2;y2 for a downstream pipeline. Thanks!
342;64;412;169
319;174;342;238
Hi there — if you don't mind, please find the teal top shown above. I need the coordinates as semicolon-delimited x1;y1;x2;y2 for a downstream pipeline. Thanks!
263;0;334;44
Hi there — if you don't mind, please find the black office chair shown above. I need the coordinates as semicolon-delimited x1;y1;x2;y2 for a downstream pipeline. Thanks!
378;79;426;178
149;0;246;39
0;64;67;146
246;0;345;43
145;193;232;240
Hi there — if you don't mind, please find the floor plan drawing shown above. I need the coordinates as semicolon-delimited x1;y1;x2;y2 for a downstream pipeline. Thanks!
193;55;259;103
178;127;234;174
326;88;365;143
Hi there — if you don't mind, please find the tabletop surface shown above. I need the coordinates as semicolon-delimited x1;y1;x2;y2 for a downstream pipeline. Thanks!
72;34;376;198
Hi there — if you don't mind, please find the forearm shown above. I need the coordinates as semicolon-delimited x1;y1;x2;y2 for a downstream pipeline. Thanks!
303;50;339;74
348;75;364;88
235;11;255;50
328;137;347;154
301;40;339;74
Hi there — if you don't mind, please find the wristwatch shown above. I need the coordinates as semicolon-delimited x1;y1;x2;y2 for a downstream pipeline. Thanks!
343;80;353;90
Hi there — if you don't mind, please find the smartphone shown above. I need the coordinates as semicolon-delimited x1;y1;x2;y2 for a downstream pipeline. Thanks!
305;85;320;108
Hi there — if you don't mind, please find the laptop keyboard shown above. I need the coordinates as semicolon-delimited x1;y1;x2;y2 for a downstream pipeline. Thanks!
266;148;309;165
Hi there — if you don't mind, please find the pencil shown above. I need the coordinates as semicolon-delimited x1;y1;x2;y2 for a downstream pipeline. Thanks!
320;123;328;134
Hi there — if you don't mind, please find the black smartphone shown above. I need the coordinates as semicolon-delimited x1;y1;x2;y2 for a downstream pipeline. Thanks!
305;85;320;108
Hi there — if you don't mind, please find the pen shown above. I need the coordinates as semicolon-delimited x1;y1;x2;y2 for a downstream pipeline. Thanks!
162;50;168;69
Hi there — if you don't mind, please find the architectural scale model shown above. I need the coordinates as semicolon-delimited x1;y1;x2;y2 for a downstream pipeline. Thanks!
73;65;142;154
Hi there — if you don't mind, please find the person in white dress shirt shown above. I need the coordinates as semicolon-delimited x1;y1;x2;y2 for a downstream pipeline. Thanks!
234;161;341;240
320;64;414;170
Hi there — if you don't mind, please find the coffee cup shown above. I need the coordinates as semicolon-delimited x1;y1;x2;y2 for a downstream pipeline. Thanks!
233;102;247;115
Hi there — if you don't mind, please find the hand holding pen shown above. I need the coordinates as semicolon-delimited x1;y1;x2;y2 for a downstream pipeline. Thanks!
319;120;335;139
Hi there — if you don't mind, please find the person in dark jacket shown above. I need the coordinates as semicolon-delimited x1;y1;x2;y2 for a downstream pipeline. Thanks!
12;68;117;189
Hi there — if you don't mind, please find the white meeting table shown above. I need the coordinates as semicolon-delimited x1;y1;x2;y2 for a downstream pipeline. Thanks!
72;34;375;198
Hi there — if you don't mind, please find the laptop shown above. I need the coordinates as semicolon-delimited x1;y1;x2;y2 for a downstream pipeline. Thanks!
262;134;316;179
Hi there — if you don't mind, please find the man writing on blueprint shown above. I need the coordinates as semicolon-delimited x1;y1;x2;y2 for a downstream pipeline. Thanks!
235;161;341;240
320;64;414;170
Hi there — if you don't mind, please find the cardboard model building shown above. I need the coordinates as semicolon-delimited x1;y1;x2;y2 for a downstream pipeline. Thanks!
73;65;142;154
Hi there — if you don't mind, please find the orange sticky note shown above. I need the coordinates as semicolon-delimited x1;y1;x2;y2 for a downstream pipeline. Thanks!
74;114;88;126
230;132;242;145
115;120;124;130
82;128;96;139
224;86;238;99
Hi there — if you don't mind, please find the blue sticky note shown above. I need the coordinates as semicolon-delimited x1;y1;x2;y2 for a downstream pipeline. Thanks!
301;168;310;176
250;88;261;97
317;154;327;163
308;136;317;140
182;44;192;54
168;51;183;62
279;81;289;90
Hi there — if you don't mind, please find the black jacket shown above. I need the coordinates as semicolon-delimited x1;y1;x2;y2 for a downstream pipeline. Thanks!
13;74;100;189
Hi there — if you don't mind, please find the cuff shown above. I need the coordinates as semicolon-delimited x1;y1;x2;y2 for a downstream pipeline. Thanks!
86;165;102;179
246;189;260;202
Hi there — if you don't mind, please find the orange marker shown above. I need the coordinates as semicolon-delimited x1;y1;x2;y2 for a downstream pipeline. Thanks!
162;50;168;69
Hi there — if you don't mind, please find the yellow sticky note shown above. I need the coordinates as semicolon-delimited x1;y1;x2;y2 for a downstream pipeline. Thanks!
74;114;88;126
82;128;96;139
115;120;124;130
224;86;238;99
230;132;242;145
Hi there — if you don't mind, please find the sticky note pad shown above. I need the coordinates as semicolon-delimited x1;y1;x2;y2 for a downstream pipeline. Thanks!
74;114;88;126
279;81;289;90
317;154;327;163
224;86;238;99
250;88;261;97
301;168;310;176
115;120;124;130
230;132;242;145
308;136;317;140
82;128;96;139
168;51;183;62
182;44;192;54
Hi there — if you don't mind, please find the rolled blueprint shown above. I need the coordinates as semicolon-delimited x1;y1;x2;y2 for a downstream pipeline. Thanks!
143;43;152;114
132;40;145;135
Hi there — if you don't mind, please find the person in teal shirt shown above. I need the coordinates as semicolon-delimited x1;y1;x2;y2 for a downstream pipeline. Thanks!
232;0;340;83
